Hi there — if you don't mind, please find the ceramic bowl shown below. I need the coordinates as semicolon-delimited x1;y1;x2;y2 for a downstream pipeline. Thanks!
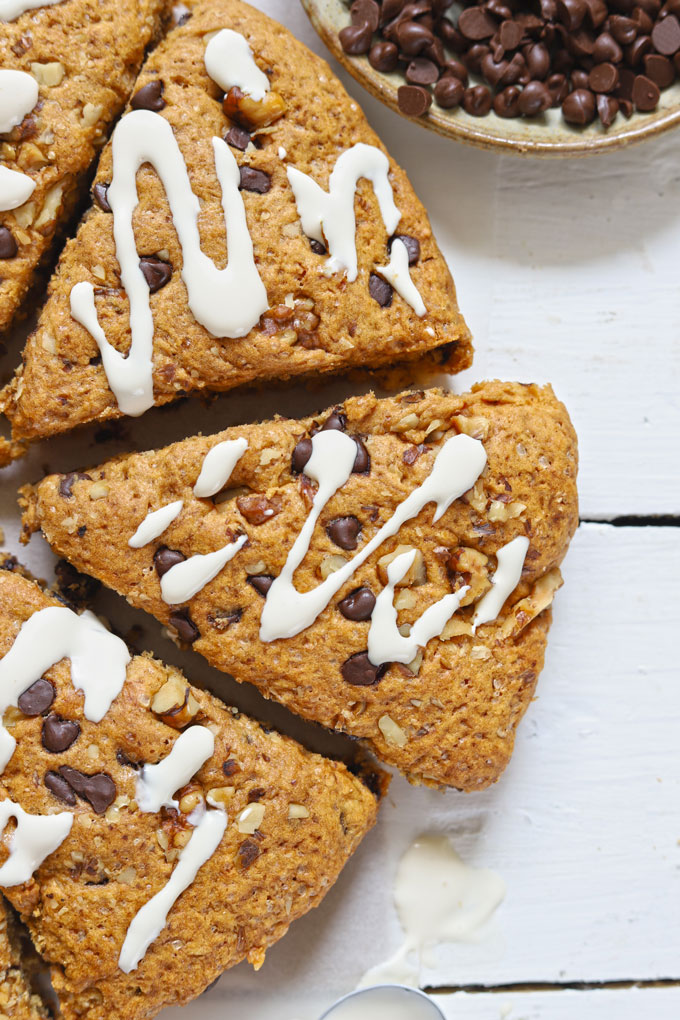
300;0;680;157
320;984;446;1019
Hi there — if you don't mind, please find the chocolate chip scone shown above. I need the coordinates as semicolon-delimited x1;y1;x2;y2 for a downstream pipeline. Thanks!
21;381;579;791
0;565;384;1020
0;0;472;457
0;897;47;1019
0;0;167;337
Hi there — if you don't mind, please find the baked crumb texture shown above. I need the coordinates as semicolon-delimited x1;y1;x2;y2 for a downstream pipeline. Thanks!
0;0;471;457
0;897;47;1019
0;567;383;1020
22;381;579;791
0;0;167;335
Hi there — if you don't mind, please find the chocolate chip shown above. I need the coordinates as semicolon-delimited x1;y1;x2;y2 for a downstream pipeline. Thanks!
518;80;553;113
369;39;399;70
499;19;523;48
93;182;111;213
58;472;91;498
556;0;587;30
341;651;387;686
338;587;376;621
589;61;620;91
626;35;653;66
139;256;172;293
458;7;498;39
597;92;619;124
644;52;675;86
45;770;76;806
609;15;637;44
352;437;371;474
352;0;380;30
291;437;313;473
406;57;440;84
116;749;140;769
434;75;465;107
207;607;243;631
390;234;420;266
562;86;597;121
322;410;347;431
154;546;186;578
238;838;261;869
239;167;271;194
309;239;327;255
397;83;433;116
17;678;55;716
633;72;660;108
222;758;240;776
0;227;18;259
397;20;435;55
248;574;274;597
463;84;494;114
225;125;251;150
327;516;362;550
339;21;374;54
369;272;393;306
652;13;680;53
169;608;200;643
130;80;166;112
592;30;624;62
57;766;116;814
42;714;81;753
494;84;522;115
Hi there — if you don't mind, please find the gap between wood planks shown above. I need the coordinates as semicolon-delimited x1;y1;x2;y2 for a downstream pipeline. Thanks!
581;516;680;527
426;978;680;995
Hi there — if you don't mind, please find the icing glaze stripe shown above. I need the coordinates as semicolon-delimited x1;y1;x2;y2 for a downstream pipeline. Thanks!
375;238;426;316
118;807;227;973
0;606;130;772
0;798;73;887
193;437;248;498
0;164;35;212
473;536;530;630
0;70;39;133
135;726;214;813
160;535;248;604
128;500;183;548
204;29;269;101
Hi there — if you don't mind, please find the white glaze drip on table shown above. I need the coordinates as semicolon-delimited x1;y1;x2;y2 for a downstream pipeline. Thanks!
204;28;269;101
193;437;248;498
367;549;469;666
375;238;426;316
0;164;35;212
128;499;183;548
287;143;401;282
135;725;214;813
472;535;530;630
0;69;39;133
0;0;62;20
160;534;248;604
260;432;487;642
0;606;130;771
359;835;506;989
70;109;268;416
0;798;73;886
118;807;227;973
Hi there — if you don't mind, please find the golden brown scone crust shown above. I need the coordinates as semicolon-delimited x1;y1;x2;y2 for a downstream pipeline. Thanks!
21;381;579;790
0;898;47;1018
0;0;471;447
0;0;166;335
0;567;383;1020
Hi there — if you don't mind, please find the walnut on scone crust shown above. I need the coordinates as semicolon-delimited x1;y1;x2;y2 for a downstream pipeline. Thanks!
0;566;384;1020
0;0;471;454
21;381;579;791
0;0;167;336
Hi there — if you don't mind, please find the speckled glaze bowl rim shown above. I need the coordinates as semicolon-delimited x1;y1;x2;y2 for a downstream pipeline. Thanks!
320;984;446;1018
300;0;680;157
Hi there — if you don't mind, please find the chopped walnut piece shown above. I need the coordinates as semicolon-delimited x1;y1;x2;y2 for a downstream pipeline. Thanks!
151;674;200;728
236;493;282;525
319;554;348;580
377;545;427;587
288;803;310;819
223;86;286;129
236;803;265;834
452;414;489;440
207;786;235;808
88;481;109;500
499;568;563;639
30;61;65;86
447;546;491;606
378;714;407;748
440;616;473;639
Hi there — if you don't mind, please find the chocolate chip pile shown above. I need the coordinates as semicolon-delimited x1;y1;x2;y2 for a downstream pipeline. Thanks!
339;0;680;127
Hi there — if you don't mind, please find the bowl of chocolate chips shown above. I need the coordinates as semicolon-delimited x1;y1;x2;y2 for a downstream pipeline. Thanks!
301;0;680;154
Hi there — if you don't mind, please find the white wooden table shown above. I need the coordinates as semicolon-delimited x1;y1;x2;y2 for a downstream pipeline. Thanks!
1;2;678;1016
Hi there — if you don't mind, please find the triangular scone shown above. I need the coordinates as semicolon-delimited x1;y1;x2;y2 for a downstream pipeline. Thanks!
1;0;471;452
0;898;47;1019
0;0;167;335
0;564;384;1020
21;381;578;790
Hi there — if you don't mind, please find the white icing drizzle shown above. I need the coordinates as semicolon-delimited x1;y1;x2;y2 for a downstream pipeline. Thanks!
367;549;469;666
70;109;268;416
128;499;183;548
287;143;401;282
0;164;35;212
204;28;270;101
118;807;227;973
0;0;62;21
0;798;73;887
0;69;39;133
472;535;530;630
0;606;130;772
260;431;487;642
375;238;426;316
160;535;248;604
193;437;248;498
135;726;214;813
359;835;505;989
